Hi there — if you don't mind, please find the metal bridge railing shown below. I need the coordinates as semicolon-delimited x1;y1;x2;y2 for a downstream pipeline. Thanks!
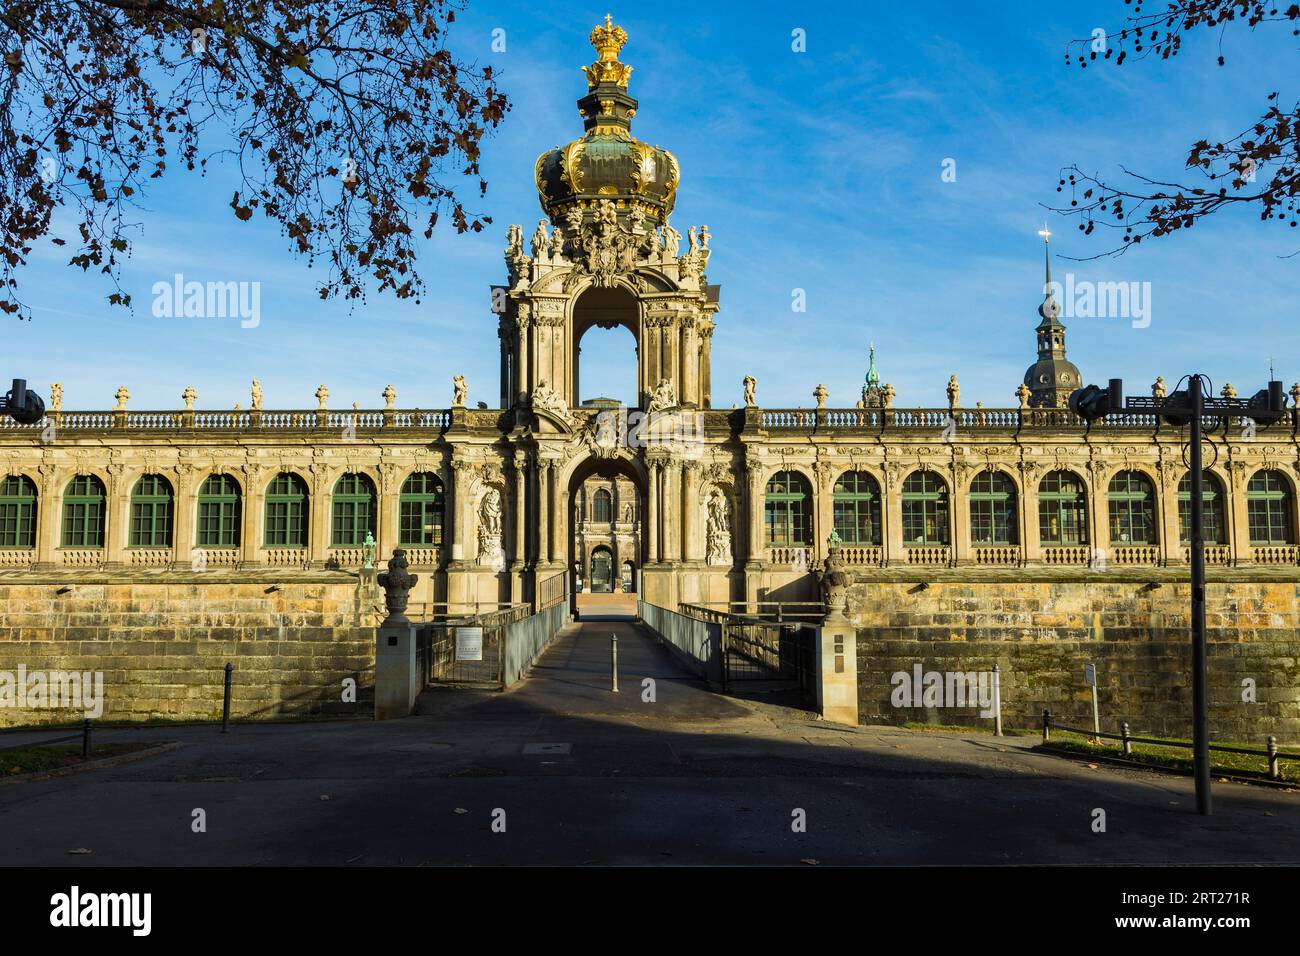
415;603;531;687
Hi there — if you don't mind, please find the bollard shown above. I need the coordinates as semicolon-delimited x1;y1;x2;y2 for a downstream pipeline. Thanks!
991;664;1002;737
1267;735;1279;780
1042;709;1051;743
82;718;91;759
611;634;619;693
1122;721;1132;755
221;662;233;733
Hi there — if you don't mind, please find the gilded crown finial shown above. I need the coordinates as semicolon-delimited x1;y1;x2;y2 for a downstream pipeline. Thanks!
590;14;628;61
583;14;632;90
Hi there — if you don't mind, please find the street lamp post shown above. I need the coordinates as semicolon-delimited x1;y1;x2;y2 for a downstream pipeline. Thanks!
1069;374;1289;816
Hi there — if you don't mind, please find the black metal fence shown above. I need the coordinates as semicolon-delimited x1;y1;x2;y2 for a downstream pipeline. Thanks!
678;603;818;698
1041;710;1299;781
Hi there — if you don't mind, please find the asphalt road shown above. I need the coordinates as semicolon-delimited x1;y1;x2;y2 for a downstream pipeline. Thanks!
2;619;1298;866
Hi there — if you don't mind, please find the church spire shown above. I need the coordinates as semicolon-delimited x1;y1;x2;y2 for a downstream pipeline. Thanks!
866;342;880;388
1022;225;1081;408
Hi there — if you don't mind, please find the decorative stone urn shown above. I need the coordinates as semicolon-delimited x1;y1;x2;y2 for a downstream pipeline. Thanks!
816;533;851;623
377;548;419;624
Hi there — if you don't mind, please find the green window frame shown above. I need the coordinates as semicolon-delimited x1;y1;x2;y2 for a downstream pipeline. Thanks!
129;474;174;548
1038;470;1088;545
197;474;242;547
764;471;812;547
331;473;376;546
970;471;1018;546
1108;470;1157;545
399;472;444;546
832;470;881;546
0;475;37;549
901;471;949;545
1247;470;1295;545
593;488;613;523
264;472;307;547
1178;471;1226;545
61;474;106;548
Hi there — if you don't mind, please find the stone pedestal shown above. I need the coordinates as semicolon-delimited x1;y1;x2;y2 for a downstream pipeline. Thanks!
374;620;420;720
816;618;859;726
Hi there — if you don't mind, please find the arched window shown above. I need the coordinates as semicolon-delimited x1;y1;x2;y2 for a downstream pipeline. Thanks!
901;471;949;545
970;471;1018;546
1178;471;1226;545
198;474;242;547
1039;471;1088;545
593;488;613;523
399;472;444;546
1108;470;1157;545
62;474;106;548
129;474;174;547
332;473;376;546
832;471;881;546
0;475;37;549
263;472;306;547
1247;470;1295;545
764;471;812;547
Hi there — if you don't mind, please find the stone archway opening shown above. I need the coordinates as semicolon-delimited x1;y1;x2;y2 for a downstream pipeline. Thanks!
567;453;645;619
571;286;639;408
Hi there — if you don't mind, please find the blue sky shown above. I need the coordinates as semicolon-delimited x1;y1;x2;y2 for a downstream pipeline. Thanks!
7;0;1297;411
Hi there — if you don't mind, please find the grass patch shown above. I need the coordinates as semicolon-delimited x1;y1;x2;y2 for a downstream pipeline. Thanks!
1;742;158;776
901;721;1033;737
1039;728;1295;781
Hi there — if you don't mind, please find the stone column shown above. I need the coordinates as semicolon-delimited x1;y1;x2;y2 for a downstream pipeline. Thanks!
449;457;470;565
242;466;264;565
1022;469;1042;563
35;464;58;567
308;467;330;565
1088;462;1108;561
537;458;551;567
377;465;399;560
883;465;906;566
814;464;833;564
512;451;528;568
104;463;125;565
745;466;765;565
682;462;699;561
951;468;971;565
646;458;661;564
515;314;529;400
661;461;679;563
551;463;566;567
1158;467;1181;564
681;319;698;407
1227;461;1251;564
172;466;195;567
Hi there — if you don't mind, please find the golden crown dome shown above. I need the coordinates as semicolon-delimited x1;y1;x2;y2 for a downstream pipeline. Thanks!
534;15;680;229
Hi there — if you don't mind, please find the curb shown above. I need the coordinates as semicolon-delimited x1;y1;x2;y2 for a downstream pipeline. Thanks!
0;741;183;785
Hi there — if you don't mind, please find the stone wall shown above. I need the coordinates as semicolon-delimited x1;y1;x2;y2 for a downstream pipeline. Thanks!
849;568;1300;742
0;571;379;726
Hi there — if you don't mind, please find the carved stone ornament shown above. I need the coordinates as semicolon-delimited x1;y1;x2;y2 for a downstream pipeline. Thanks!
564;199;639;290
377;549;420;624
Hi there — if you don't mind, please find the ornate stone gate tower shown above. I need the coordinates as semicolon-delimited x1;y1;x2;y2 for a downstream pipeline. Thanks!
496;14;718;414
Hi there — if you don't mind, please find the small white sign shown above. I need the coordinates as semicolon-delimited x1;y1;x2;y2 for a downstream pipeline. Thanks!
1084;663;1096;687
456;627;484;662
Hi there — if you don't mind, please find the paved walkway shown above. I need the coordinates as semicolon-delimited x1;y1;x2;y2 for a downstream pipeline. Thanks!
420;619;747;721
2;618;1300;865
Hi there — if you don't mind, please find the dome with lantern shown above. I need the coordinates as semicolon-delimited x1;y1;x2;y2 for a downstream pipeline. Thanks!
534;15;681;229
